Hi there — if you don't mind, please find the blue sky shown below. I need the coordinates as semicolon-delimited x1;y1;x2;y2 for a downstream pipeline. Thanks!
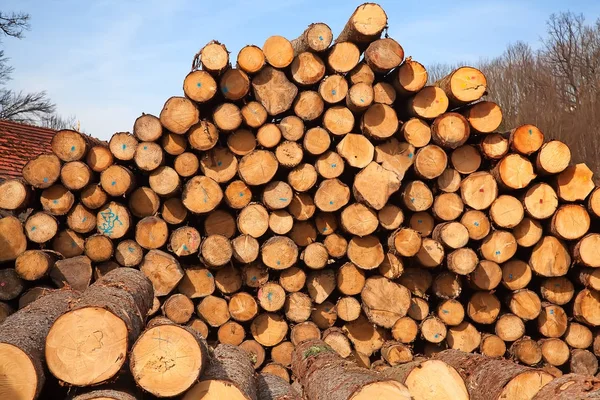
2;0;600;140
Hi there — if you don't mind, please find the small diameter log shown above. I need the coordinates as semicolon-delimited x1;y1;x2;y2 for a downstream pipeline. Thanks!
337;297;361;322
467;291;500;325
361;276;411;328
253;66;298;116
532;374;600;400
510;337;542;366
0;179;30;210
81;184;107;210
414;145;447;179
508;290;542;321
50;255;92;292
114;240;143;267
285;292;312;323
0;216;27;262
159;96;199;135
336;3;388;44
328;42;361;73
162;294;194;324
40;184;74;216
130;321;208;397
51;130;87;162
513;217;543;248
258;373;300;400
258;282;286;312
197;295;230;328
353;162;400;210
140;250;184;297
556;163;595;202
435;66;487;107
361;104;399;140
529;236;571;277
540;338;570;366
437;299;465;327
22;153;61;189
135;216;168;250
480;133;509;159
446;322;481;353
346;83;374;113
84;233;113;263
292;339;411;400
0;290;78;400
550;204;590;240
291;22;333;55
391;58;428;96
336;133;375;168
574;233;600;268
183;344;257;400
523;182;558;220
435;350;553;400
364;38;404;73
431;113;470;149
492;154;536;190
381;341;413;366
480;334;506;358
495;313;526;342
574;288;600;326
46;268;153;386
570;349;598;376
109;132;137;161
432;192;464;222
509;124;544;155
251;313;288;347
236;45;265;74
61;161;92;191
536;140;571;174
291;321;321;346
15;250;57;281
291;52;326;86
462;101;502;133
194;40;230;74
391;316;418;344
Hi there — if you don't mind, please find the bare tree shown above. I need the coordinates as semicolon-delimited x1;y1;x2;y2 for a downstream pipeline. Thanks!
0;10;56;124
38;114;78;130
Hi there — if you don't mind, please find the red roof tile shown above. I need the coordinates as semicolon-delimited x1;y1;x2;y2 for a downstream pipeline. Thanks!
0;120;104;180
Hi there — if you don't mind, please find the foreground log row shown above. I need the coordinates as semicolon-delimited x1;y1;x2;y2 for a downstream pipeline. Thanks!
1;2;600;399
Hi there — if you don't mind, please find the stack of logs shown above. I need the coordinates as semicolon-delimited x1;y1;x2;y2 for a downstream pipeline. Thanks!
1;2;600;399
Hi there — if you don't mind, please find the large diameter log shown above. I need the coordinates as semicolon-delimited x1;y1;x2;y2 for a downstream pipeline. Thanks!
22;153;61;189
130;321;208;397
291;339;411;400
253;67;298;116
361;276;410;328
46;268;154;386
258;373;301;400
435;349;553;400
382;359;469;400
0;289;78;400
532;374;600;399
183;344;257;400
336;3;388;44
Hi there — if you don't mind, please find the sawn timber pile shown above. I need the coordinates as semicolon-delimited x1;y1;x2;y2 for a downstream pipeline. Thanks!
1;2;600;399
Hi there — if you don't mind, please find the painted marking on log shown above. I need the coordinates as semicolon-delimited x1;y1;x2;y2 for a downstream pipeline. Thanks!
82;217;87;222
479;188;484;193
318;35;324;41
434;333;439;338
217;161;222;166
496;250;501;255
267;292;273;302
329;200;334;205
30;226;36;231
408;153;413;158
122;144;127;150
474;221;480;226
528;129;533;135
111;181;116;186
0;282;4;287
323;227;328;232
410;198;415;203
99;207;123;236
360;98;365;103
182;244;189;251
239;192;244;197
331;89;336;95
277;260;281;265
540;199;544;204
417;220;422;224
144;146;148;150
53;200;58;204
442;309;449;314
128;247;135;253
71;146;76;152
71;240;77;248
206;272;213;278
331;163;337;168
279;198;288;202
222;86;229;94
43;177;49;183
251;276;257;281
197;82;202;88
549;309;554;314
509;274;513;279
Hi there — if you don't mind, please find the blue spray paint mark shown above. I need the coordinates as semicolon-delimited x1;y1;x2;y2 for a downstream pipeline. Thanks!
251;276;257;281
276;260;281;265
53;200;58;204
111;181;116;186
128;247;135;253
82;217;87;222
206;272;213;278
474;222;480;227
279;198;287;202
509;274;513;279
528;129;533;135
323;227;328;232
442;309;449;314
549;309;554;314
331;163;336;168
331;89;337;95
267;292;273;302
222;86;229;94
329;200;334;205
143;146;148;150
417;220;422;224
360;98;365;103
71;240;77;248
43;177;48;183
495;250;501;255
182;244;189;251
197;82;202;88
239;192;244;197
325;307;330;312
71;146;76;152
122;144;127;150
99;207;123;236
30;226;36;231
318;35;324;41
408;153;413;159
410;198;415;203
434;334;439;338
217;161;222;166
